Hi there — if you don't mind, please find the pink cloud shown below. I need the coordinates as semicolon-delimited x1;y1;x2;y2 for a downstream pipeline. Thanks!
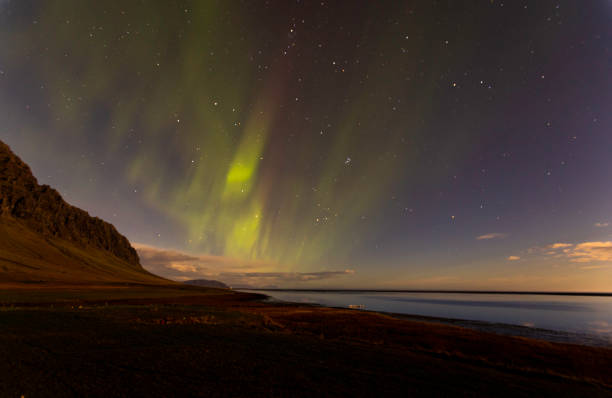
476;233;507;240
133;243;355;287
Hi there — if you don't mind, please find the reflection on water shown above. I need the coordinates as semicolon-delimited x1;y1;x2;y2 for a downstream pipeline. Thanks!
588;320;612;334
364;296;591;312
246;291;612;346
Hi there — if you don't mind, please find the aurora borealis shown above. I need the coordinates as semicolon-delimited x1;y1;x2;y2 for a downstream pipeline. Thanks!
1;1;611;290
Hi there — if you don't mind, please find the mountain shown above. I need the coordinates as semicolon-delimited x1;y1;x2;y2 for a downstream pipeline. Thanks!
0;140;167;285
183;279;229;289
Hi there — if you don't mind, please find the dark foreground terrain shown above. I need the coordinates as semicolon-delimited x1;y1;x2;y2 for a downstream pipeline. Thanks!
1;285;611;397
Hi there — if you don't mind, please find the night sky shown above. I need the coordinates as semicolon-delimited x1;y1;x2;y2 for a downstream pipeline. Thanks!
1;1;611;290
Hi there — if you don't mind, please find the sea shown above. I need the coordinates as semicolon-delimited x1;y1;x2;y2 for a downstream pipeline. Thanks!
240;290;612;347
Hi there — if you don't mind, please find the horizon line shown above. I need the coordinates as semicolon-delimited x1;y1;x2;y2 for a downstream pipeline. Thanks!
235;288;612;297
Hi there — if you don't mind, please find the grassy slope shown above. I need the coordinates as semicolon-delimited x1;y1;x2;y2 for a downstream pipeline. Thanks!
0;218;169;285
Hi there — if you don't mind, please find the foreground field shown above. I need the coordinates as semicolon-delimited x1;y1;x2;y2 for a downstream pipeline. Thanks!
1;285;611;397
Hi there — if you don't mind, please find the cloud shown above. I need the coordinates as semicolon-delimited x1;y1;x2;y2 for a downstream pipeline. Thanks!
549;243;573;249
567;241;612;263
217;270;355;287
476;233;507;240
594;222;609;228
168;263;199;273
224;270;355;280
579;265;610;270
133;243;355;287
528;241;612;264
507;256;520;261
135;245;199;265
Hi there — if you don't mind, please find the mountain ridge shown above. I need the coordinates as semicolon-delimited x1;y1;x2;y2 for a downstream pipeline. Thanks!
183;279;229;289
0;139;166;284
0;140;139;266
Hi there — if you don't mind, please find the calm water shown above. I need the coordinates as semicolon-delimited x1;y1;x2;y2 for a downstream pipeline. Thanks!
244;290;612;346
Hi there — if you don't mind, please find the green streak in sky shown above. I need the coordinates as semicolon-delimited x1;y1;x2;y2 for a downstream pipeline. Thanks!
1;1;454;271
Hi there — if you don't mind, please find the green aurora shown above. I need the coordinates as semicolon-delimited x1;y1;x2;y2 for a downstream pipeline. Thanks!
2;1;611;289
3;1;439;267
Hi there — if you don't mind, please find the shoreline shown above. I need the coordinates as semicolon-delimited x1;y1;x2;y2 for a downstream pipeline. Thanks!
3;284;610;348
241;288;612;297
248;289;612;348
259;292;612;348
1;285;611;396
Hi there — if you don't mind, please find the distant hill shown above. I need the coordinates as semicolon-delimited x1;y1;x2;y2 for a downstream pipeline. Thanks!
0;140;168;285
183;279;229;289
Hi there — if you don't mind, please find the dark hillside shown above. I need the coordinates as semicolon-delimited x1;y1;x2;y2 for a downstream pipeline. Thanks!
0;140;167;285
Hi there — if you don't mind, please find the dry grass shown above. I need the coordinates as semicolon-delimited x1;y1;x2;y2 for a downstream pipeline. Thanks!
1;288;611;396
0;218;169;285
